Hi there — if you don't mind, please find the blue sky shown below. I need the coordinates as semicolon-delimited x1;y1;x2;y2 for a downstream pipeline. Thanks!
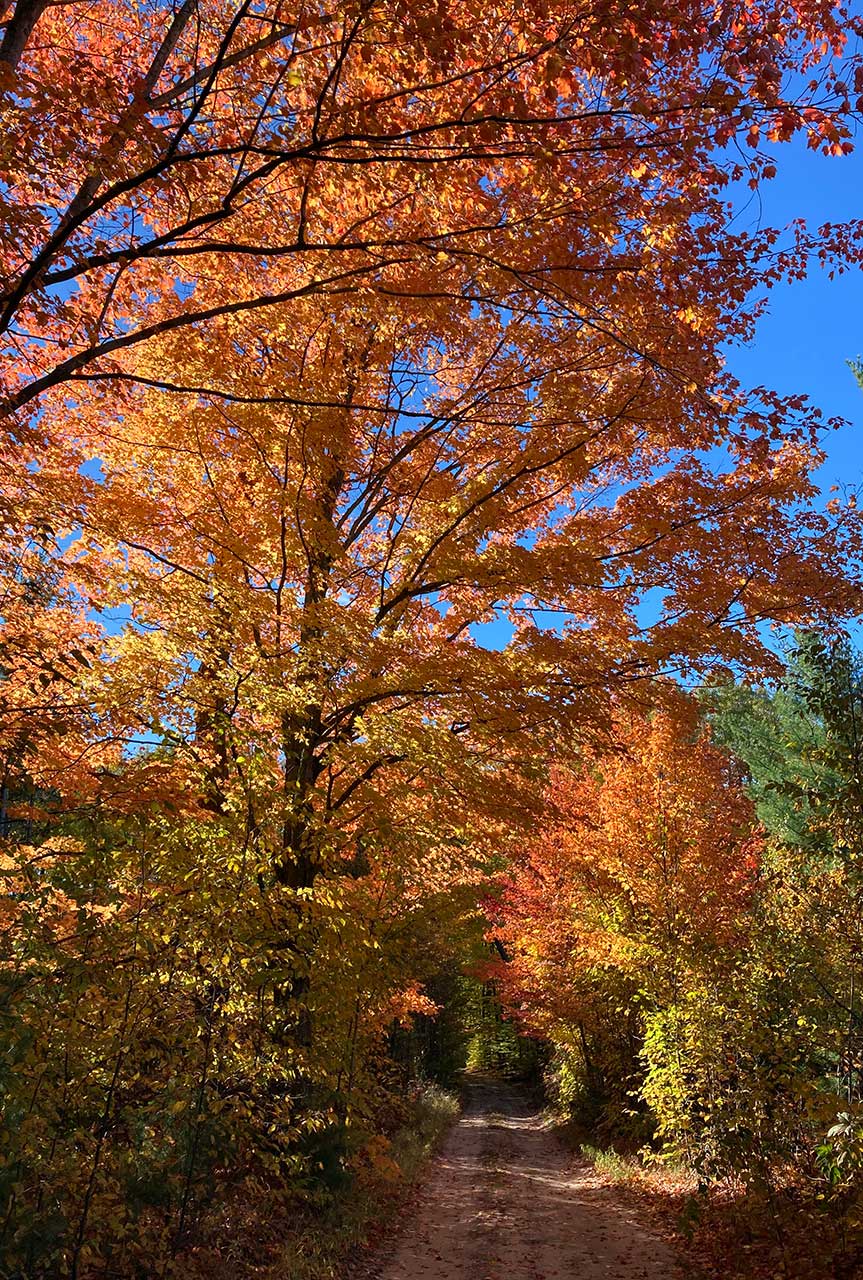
725;136;863;495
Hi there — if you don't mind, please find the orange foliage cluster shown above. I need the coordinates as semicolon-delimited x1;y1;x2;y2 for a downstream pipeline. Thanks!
493;705;760;1042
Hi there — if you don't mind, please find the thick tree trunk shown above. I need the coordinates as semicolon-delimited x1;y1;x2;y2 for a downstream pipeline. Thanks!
0;0;47;70
271;455;345;1048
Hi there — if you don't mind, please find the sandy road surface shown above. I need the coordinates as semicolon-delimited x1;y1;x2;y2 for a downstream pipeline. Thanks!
372;1076;680;1280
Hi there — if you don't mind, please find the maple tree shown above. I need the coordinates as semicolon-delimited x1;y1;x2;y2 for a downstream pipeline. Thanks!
6;0;863;845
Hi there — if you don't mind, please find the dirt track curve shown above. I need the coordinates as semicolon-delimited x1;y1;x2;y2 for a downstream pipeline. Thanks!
371;1075;680;1280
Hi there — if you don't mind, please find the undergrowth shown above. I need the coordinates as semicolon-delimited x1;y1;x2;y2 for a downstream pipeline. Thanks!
175;1084;459;1280
571;1136;863;1280
578;1143;640;1182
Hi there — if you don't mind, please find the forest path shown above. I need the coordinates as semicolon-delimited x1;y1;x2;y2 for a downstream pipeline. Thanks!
371;1075;680;1280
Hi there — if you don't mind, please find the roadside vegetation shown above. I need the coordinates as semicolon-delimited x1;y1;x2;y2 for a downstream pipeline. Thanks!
495;637;863;1280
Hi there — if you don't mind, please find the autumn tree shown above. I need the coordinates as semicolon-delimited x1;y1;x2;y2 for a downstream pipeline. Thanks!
491;702;761;1135
6;0;862;895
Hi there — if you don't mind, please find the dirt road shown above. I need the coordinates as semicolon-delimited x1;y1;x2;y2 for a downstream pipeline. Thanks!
374;1076;680;1280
